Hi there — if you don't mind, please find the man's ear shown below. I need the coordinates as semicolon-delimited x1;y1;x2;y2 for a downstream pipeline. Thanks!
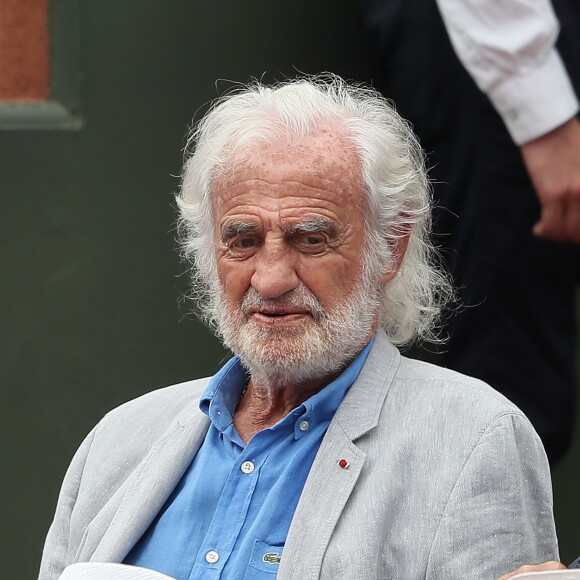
379;232;411;285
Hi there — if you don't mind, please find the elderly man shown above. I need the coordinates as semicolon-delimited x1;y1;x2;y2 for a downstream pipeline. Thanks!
39;77;558;580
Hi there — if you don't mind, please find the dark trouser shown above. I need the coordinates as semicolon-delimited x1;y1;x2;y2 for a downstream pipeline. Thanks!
359;0;580;464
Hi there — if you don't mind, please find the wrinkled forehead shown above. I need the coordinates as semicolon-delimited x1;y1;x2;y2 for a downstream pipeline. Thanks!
212;126;366;206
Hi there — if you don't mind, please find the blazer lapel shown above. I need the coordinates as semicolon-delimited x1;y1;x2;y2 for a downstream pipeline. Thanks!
80;405;211;563
278;422;366;580
279;332;401;580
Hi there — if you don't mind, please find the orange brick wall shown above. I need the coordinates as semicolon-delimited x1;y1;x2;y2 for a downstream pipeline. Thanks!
0;0;49;102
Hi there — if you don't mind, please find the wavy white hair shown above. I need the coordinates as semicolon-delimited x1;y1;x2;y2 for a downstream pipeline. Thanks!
177;75;452;345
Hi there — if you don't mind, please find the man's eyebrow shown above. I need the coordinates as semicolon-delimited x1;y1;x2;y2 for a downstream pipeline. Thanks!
220;221;260;242
284;218;338;236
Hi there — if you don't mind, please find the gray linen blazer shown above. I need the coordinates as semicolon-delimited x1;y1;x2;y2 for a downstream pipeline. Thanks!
39;331;558;580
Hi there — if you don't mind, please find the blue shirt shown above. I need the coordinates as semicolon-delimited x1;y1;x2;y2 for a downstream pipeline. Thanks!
125;340;373;580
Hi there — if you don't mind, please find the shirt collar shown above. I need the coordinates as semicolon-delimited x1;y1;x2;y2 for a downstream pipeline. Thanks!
199;356;248;432
200;338;375;436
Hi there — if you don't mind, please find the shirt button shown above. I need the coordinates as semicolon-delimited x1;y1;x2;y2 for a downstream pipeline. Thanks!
205;550;219;564
240;460;255;474
299;420;310;431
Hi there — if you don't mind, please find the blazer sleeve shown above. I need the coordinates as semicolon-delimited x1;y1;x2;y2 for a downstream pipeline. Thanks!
425;412;558;579
38;427;97;580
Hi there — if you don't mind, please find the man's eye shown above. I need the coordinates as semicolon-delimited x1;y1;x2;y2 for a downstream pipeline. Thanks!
229;237;260;254
236;237;257;248
296;234;327;252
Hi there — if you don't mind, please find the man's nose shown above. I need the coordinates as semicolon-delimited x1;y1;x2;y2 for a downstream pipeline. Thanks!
250;243;300;299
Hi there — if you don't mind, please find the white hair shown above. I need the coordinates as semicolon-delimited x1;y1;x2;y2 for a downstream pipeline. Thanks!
177;74;452;345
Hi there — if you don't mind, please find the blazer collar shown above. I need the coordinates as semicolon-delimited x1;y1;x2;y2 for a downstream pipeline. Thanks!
278;331;401;579
84;399;211;564
333;329;401;441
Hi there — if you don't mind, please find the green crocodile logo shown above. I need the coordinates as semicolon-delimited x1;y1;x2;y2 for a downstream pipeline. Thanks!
262;552;281;565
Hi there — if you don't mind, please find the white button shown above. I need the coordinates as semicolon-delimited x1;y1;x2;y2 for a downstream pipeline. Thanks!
241;460;255;474
299;420;310;431
205;550;219;564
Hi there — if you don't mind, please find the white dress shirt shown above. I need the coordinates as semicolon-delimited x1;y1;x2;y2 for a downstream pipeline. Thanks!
435;0;579;144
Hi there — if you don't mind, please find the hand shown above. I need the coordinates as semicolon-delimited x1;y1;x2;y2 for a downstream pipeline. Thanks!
498;560;566;579
520;117;580;243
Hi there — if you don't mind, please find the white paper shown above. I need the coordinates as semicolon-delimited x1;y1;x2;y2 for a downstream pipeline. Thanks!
513;570;580;579
59;563;176;580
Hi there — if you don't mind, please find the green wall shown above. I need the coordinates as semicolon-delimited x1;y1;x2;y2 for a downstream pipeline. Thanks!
0;1;577;577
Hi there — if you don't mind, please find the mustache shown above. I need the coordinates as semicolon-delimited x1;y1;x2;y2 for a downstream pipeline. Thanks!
240;287;326;319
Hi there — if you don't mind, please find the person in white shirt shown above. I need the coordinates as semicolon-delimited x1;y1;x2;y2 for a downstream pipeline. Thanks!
434;0;580;242
359;0;580;464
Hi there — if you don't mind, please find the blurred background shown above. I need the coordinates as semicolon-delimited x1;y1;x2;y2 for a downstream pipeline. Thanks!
0;1;578;577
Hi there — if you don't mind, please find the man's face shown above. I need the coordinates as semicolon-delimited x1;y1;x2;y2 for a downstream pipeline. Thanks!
211;129;385;385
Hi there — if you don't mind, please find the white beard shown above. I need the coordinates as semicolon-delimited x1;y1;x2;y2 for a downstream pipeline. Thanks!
214;269;381;388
